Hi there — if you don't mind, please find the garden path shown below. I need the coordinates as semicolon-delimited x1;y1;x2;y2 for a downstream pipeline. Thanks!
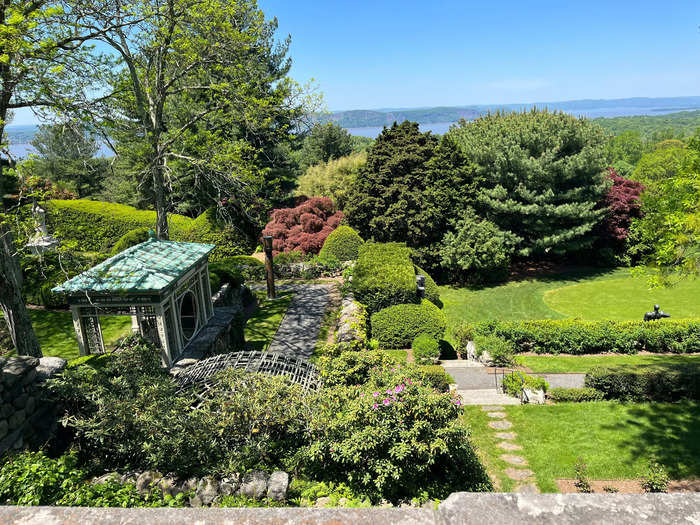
252;284;331;360
442;364;520;405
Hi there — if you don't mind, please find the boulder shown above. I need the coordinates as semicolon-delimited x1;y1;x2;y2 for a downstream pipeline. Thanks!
157;477;179;497
195;476;220;506
315;496;332;507
266;471;288;502
92;472;120;485
135;470;162;495
36;357;67;381
238;470;268;500
220;474;240;496
523;388;546;405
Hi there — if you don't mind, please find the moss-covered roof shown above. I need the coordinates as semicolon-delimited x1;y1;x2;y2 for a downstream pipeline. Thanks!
52;237;214;295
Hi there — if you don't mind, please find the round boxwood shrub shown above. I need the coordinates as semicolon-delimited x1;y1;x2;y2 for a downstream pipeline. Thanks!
111;227;151;255
371;299;446;348
319;225;364;262
412;333;440;364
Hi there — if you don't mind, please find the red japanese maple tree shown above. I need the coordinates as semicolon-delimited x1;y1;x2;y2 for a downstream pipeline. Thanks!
598;167;644;243
262;197;344;255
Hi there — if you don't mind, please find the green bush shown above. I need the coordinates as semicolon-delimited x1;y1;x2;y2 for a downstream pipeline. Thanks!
502;372;548;397
419;365;454;392
471;319;700;355
45;199;192;252
548;387;604;403
584;366;700;401
473;334;516;367
218;255;265;281
371;299;446;348
414;265;441;307
453;322;475;359
319;225;364;261
301;365;492;502
412;333;440;364
208;262;244;292
111;227;151;255
352;242;418;314
317;347;403;388
179;207;255;262
641;460;670;493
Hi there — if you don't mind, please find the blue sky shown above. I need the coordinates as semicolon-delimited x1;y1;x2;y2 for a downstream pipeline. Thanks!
12;0;700;125
259;0;700;111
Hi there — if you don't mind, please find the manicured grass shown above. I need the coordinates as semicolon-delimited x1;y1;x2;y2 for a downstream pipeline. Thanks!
440;267;700;341
519;354;700;374
504;401;700;492
21;310;131;361
383;349;408;363
244;291;293;352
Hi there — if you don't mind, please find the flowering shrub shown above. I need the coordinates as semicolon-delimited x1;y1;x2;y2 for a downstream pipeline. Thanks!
262;197;344;255
302;365;491;502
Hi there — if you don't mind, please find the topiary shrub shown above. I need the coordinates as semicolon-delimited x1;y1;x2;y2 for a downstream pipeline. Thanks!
418;365;454;392
262;197;344;255
371;299;446;348
180;207;255;261
412;333;440;364
110;227;151;255
473;334;516;367
352;242;418;314
319;225;364;261
502;372;548;398
548;387;604;403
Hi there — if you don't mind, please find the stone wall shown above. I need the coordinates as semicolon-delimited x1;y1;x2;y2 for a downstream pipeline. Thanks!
335;293;366;344
0;492;698;523
0;355;66;456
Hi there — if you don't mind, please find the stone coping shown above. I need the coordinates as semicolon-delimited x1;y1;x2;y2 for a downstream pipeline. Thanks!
1;492;698;524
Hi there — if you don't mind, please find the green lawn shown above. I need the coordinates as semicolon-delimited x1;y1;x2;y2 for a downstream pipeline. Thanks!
519;354;700;374
244;291;293;352
14;310;131;361
440;267;700;341
503;401;700;492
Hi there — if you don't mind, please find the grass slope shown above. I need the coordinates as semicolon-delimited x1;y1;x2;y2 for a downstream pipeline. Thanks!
505;401;700;492
244;291;293;352
519;354;700;374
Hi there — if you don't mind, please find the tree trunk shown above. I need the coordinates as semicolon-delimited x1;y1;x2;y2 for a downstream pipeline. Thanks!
151;139;169;240
0;225;42;357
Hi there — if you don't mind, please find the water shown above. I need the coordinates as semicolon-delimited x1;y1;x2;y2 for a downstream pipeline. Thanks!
7;142;113;160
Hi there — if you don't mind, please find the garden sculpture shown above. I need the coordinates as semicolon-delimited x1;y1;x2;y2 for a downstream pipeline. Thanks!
643;304;670;322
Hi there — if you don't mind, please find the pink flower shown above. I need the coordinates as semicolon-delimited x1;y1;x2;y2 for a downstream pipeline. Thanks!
395;384;405;393
373;391;380;397
383;398;391;405
454;399;462;406
386;389;393;395
372;403;378;410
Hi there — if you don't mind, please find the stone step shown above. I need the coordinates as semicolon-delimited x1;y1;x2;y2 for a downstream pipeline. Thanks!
456;389;521;406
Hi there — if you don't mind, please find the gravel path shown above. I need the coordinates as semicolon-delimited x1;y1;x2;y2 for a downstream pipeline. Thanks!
261;284;332;360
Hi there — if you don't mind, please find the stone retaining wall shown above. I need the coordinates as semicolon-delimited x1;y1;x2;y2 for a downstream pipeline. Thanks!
0;492;697;524
335;293;366;344
0;355;66;456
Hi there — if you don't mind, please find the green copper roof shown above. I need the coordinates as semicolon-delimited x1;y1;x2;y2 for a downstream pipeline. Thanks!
52;237;214;295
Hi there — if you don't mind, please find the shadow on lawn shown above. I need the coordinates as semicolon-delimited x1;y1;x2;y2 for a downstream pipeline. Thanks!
441;265;623;292
602;402;700;480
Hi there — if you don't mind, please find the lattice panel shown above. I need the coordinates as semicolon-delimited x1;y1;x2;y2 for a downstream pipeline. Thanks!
175;350;320;392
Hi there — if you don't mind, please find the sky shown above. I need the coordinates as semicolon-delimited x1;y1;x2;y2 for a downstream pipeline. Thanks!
11;0;700;125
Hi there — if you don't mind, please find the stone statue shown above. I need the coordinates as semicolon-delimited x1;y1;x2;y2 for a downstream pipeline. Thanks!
644;304;670;322
26;202;59;255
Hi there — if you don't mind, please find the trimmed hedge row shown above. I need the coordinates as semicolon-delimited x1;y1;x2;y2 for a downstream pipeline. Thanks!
548;387;604;403
468;319;700;355
45;200;255;259
352;242;418;314
370;299;446;348
585;366;700;402
45;200;192;252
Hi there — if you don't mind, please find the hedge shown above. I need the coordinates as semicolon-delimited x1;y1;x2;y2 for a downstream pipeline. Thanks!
352;242;418;314
468;319;700;355
502;372;548;398
412;333;440;364
419;365;453;392
548;387;604;403
319;225;364;262
45;201;255;259
371;299;446;348
585;366;700;402
178;207;256;261
414;265;441;307
215;255;265;281
45;200;192;252
110;227;151;255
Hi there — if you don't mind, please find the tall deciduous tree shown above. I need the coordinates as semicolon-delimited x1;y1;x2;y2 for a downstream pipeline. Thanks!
449;110;609;257
0;0;114;356
88;0;314;239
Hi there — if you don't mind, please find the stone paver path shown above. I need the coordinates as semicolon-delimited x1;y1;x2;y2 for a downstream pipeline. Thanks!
498;442;522;452
505;468;534;481
501;454;528;466
487;411;507;419
495;432;516;440
254;284;331;360
488;420;512;430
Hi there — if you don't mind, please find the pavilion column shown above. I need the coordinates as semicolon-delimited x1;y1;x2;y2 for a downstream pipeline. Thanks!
71;306;87;356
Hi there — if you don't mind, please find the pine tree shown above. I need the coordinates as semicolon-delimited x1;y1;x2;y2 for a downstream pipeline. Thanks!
449;110;609;256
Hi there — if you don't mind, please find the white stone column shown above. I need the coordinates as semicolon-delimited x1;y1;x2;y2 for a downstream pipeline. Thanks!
155;303;173;367
71;306;87;356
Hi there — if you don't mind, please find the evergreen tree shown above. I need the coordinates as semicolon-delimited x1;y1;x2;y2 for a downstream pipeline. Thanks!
345;121;478;271
297;123;353;171
449;110;609;257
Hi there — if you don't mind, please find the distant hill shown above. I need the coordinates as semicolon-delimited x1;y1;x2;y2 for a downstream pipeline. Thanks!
5;125;37;144
594;109;700;138
322;96;700;129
